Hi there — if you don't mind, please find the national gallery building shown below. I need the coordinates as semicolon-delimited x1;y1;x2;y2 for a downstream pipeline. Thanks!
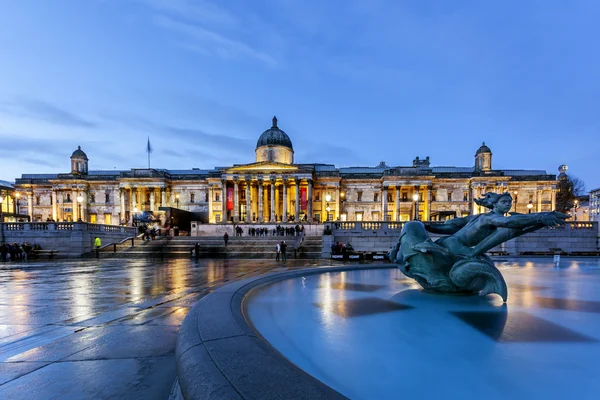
11;117;558;225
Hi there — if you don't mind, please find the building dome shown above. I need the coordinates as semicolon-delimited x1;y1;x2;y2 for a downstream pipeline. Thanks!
255;116;294;164
256;116;293;151
475;142;492;156
70;146;88;174
71;146;88;160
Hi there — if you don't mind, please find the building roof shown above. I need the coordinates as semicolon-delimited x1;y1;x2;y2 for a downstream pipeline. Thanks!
475;142;492;155
0;180;14;189
71;146;88;160
256;116;294;151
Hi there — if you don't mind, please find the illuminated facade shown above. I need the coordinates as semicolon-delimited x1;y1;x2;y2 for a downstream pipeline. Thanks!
590;188;600;222
13;118;558;224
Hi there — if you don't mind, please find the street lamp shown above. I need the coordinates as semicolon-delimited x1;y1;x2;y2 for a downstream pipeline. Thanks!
76;194;84;221
413;193;419;220
527;202;533;214
175;193;180;209
15;192;20;218
325;194;331;221
0;194;4;243
573;200;580;221
513;191;518;213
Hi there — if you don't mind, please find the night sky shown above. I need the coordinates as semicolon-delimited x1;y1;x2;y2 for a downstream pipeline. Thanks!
1;0;598;190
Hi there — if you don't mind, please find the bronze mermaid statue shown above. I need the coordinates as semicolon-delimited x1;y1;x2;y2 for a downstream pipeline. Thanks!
388;192;569;302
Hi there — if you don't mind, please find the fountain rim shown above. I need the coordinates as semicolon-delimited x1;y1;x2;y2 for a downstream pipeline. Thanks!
174;263;393;399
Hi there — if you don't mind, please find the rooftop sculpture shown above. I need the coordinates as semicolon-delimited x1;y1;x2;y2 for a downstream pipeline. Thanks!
388;192;569;302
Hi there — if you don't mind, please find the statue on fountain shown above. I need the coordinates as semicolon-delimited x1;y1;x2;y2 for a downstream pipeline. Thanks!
388;192;569;302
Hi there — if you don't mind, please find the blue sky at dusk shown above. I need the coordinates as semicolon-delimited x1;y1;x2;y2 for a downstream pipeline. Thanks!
0;0;598;190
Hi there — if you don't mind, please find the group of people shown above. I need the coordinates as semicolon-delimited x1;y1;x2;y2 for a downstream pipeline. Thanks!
331;241;354;255
275;241;288;261
0;242;39;262
232;225;305;237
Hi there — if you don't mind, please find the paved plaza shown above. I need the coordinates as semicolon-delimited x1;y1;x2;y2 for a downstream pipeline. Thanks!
0;258;343;399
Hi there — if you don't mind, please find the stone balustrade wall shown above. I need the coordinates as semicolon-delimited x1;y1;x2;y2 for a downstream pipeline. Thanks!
190;222;324;237
0;222;137;257
324;221;599;257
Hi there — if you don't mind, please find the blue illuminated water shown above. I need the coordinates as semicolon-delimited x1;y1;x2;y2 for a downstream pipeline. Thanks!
246;260;600;400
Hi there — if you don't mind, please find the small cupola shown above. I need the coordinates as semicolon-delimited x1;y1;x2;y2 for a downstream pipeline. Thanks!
474;142;492;172
70;145;89;174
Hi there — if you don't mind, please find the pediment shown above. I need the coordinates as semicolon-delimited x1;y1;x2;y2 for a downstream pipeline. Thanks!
226;161;298;173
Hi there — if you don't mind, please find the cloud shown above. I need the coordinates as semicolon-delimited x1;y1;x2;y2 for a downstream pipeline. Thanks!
162;125;253;153
154;16;278;67
0;97;97;128
136;0;238;26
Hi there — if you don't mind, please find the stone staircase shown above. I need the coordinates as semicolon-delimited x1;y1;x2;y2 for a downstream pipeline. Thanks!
98;235;323;259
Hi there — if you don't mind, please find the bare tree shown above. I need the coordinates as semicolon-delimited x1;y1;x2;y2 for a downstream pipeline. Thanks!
555;174;586;213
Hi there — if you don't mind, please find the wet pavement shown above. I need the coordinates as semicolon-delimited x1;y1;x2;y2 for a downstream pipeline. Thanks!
0;258;345;399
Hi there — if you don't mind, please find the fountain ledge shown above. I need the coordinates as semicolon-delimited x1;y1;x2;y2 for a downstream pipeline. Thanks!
172;264;393;400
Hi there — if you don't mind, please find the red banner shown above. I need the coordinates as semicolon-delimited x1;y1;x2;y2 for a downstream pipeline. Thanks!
300;187;307;211
226;187;234;211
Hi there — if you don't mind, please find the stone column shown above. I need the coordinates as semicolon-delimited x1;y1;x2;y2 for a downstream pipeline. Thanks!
537;189;543;212
245;180;251;223
208;186;213;223
27;193;34;220
81;192;87;222
335;186;340;221
270;179;275;222
551;189;556;211
382;186;388;221
133;189;138;211
71;190;76;221
424;186;431;221
395;186;400;221
161;188;166;207
221;181;227;222
282;181;288;222
258;180;264;222
471;185;478;215
321;186;326;222
150;188;155;211
307;180;313;222
295;180;300;220
120;189;126;224
233;180;239;223
52;190;58;221
128;189;133;225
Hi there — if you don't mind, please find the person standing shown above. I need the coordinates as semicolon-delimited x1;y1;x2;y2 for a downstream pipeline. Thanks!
194;242;200;259
276;242;281;261
281;240;287;261
223;232;229;247
94;237;102;259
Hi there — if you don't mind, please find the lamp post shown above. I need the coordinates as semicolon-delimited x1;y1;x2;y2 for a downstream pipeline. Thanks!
15;192;20;218
325;194;331;222
340;192;346;221
0;194;4;244
413;193;419;220
513;191;518;213
573;200;579;221
76;194;84;221
527;202;533;214
175;193;180;209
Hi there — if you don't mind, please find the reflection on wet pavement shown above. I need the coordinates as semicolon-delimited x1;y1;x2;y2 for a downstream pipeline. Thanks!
0;258;345;399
